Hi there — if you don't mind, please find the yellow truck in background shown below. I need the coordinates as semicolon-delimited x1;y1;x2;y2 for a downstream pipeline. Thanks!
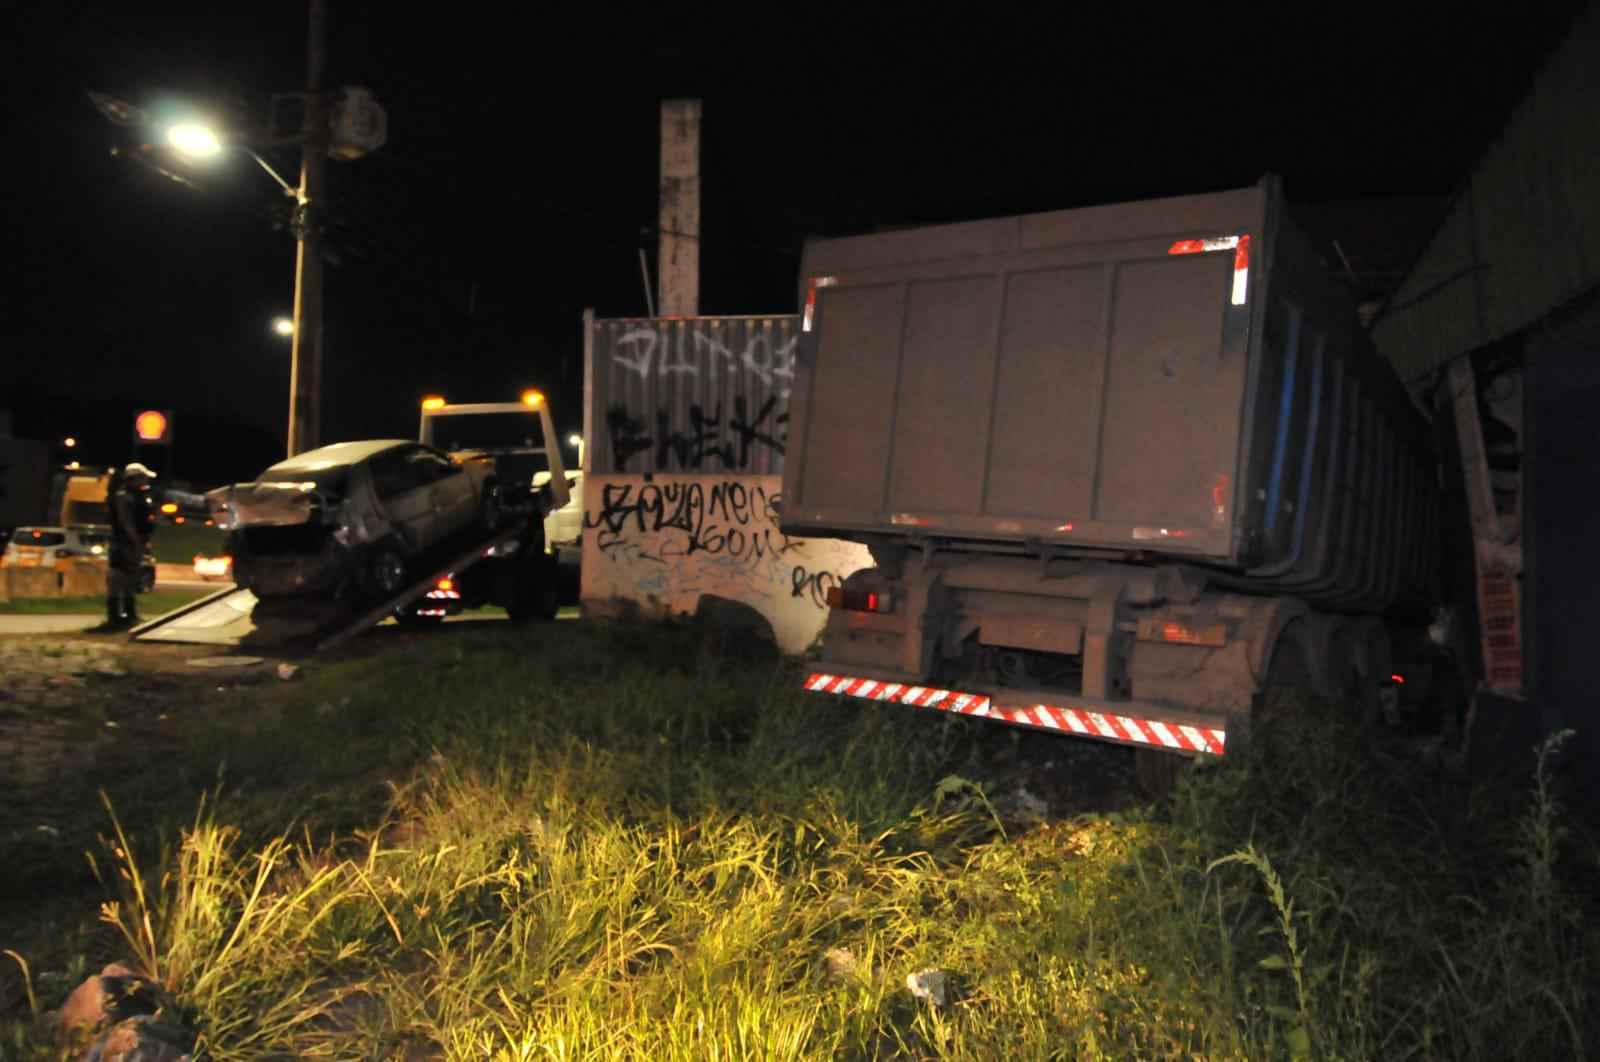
58;472;113;527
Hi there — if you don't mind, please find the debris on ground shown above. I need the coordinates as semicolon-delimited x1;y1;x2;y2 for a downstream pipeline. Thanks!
905;968;949;1007
823;947;859;984
51;961;196;1060
84;1012;195;1061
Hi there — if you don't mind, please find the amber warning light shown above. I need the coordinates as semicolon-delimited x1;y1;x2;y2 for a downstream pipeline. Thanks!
520;389;544;408
421;396;447;410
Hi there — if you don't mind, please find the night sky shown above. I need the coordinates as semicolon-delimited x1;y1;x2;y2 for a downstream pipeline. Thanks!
4;2;1585;485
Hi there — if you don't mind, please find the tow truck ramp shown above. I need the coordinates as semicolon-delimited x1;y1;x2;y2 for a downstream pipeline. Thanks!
130;522;531;653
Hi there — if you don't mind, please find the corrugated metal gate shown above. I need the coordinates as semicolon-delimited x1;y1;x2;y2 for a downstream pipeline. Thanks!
584;314;801;476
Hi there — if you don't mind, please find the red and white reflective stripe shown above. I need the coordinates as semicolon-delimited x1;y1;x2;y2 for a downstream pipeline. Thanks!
1168;234;1250;306
805;672;1226;755
802;276;838;333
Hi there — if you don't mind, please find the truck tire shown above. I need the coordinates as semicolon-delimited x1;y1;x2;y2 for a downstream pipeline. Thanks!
1252;620;1317;750
506;552;559;624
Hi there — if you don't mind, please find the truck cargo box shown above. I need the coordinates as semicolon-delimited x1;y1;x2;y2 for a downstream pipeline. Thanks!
782;178;1438;613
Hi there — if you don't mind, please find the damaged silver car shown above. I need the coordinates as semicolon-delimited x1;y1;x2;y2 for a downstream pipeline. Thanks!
207;439;502;600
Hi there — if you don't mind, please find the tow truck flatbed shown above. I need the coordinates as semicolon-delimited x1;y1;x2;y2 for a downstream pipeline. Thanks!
130;520;540;653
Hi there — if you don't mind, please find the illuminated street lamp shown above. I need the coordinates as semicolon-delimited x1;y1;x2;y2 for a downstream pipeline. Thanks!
568;433;585;468
167;122;223;159
63;436;77;448
273;316;295;336
88;1;386;460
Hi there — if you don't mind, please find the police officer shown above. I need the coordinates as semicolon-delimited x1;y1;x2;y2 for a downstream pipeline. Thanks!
102;462;157;630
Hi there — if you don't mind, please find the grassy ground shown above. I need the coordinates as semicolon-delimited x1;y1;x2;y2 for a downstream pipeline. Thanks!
0;620;1594;1059
0;590;212;616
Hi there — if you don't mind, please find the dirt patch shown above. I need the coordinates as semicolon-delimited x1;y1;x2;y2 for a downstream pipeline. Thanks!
0;635;294;791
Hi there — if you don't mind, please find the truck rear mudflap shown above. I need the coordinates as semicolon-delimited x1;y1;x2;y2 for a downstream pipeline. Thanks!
804;671;1229;756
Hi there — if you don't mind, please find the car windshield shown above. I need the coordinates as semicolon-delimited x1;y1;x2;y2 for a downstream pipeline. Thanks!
66;501;111;525
14;530;66;547
428;412;552;454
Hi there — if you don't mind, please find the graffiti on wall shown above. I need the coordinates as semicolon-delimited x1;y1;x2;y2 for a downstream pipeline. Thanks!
580;473;872;655
612;327;798;396
586;478;794;566
601;324;799;473
605;397;785;472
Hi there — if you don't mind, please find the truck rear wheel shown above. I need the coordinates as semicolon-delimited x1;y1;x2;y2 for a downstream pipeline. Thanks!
506;552;559;624
1251;620;1318;756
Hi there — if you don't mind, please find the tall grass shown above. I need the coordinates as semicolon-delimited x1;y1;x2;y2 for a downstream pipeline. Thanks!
4;620;1595;1058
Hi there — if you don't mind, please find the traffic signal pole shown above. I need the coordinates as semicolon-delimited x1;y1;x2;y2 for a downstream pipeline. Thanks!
286;0;327;457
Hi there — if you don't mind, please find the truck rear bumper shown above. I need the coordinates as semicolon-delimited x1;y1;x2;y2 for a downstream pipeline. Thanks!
804;671;1229;756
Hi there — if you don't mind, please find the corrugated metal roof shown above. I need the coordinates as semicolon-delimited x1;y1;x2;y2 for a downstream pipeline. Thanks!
1372;6;1600;380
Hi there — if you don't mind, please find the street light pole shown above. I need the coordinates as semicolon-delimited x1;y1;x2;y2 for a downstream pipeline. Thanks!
286;0;327;457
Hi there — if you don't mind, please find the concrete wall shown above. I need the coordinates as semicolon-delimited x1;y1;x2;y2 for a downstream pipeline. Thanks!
579;473;871;654
1;561;107;601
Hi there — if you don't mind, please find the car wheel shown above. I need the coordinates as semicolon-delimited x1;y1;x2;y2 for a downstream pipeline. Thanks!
366;544;408;601
479;481;503;533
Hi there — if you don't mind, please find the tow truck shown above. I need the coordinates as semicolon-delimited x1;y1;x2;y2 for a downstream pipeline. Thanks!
131;390;574;653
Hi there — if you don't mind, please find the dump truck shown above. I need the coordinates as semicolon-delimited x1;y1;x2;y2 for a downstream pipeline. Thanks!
781;177;1445;791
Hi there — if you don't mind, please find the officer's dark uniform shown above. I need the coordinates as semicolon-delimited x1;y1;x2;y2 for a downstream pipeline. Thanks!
103;463;156;629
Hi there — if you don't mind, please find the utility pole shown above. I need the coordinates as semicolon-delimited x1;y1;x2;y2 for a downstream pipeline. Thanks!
658;99;701;317
287;0;328;456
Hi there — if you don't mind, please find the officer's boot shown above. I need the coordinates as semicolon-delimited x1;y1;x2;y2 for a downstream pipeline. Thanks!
92;593;126;633
122;593;141;626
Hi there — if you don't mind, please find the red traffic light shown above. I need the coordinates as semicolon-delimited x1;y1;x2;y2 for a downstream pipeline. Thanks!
134;409;172;444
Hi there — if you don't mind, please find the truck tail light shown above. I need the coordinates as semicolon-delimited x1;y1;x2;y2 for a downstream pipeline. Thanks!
825;586;893;614
1136;616;1228;647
